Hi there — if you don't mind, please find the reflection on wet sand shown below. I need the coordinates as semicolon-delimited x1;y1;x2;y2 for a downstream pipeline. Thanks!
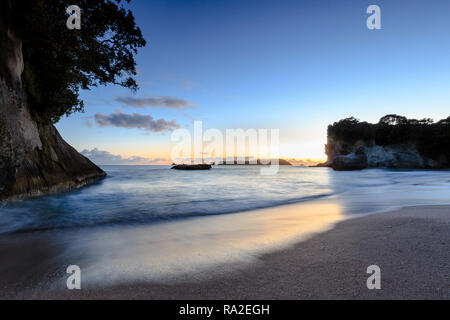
0;200;343;294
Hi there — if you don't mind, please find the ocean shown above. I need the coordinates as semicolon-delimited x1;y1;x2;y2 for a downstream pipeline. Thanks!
1;166;450;286
1;165;450;234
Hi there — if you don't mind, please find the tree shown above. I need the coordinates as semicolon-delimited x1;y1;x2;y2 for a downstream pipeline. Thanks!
328;117;375;142
378;114;407;126
327;114;450;166
437;116;450;125
1;0;146;123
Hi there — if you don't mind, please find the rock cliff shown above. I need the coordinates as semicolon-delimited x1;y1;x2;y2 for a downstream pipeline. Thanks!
320;115;450;170
324;137;440;170
0;28;105;201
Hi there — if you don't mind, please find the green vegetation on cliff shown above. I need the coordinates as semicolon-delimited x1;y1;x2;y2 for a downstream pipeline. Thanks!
0;0;146;123
0;0;145;199
327;114;450;164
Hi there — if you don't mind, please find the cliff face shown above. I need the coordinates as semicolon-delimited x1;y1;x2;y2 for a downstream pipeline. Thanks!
0;29;105;201
325;137;440;171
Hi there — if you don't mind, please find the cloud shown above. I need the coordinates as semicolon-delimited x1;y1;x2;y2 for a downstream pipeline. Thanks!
80;148;167;165
116;95;194;109
183;113;197;124
179;79;196;91
286;158;325;166
94;110;180;132
158;71;197;91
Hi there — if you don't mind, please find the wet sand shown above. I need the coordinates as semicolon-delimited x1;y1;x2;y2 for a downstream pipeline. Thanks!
1;205;449;299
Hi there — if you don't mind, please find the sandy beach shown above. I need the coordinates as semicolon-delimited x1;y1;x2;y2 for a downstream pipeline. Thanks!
1;204;448;300
2;0;450;305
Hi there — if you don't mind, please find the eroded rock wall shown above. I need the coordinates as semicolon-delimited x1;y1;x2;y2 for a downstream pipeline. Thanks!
0;29;105;201
325;137;438;170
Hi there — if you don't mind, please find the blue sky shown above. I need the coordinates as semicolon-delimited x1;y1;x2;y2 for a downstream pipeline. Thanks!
56;0;450;163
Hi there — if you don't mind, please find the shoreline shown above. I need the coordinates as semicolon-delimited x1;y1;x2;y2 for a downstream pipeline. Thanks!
86;205;450;299
1;204;448;299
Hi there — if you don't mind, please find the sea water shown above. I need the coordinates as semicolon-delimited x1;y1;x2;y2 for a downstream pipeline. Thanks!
1;166;450;234
1;166;450;286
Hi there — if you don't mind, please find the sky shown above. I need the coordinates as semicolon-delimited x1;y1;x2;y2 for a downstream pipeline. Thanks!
56;0;450;164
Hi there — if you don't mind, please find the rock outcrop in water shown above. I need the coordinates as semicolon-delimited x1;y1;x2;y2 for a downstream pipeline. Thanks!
322;115;450;171
331;147;368;171
0;27;105;201
171;164;212;170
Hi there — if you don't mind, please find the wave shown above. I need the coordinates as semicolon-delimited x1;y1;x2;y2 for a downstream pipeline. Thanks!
0;192;333;235
3;166;450;236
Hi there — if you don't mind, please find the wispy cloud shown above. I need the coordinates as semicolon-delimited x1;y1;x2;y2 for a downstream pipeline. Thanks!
94;110;180;132
158;71;197;91
183;113;196;124
81;148;167;165
84;120;93;128
116;95;194;110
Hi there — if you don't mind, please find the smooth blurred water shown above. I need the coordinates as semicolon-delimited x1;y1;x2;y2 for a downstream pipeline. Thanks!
1;165;450;234
2;165;450;288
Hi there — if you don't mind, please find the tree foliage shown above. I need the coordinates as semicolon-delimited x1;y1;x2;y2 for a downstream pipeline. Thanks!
1;0;146;123
328;114;450;162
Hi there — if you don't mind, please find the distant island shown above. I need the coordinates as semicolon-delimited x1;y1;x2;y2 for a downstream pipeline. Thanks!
218;158;292;166
319;114;450;170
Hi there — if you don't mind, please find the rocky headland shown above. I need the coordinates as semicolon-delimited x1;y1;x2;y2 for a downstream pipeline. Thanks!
320;115;450;171
0;25;105;201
